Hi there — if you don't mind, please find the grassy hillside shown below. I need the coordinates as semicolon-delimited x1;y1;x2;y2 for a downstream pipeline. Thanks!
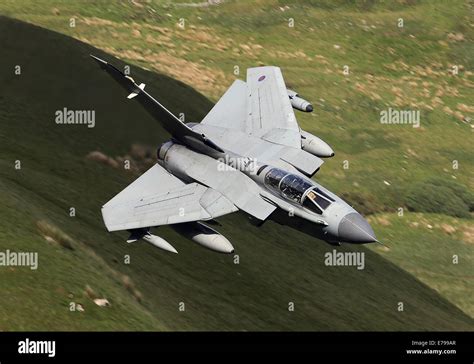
368;213;474;318
0;1;472;331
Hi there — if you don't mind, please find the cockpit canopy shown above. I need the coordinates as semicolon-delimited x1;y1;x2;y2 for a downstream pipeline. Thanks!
265;169;312;203
264;168;335;214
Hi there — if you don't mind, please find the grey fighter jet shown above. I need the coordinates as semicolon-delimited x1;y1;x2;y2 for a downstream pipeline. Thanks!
92;55;378;254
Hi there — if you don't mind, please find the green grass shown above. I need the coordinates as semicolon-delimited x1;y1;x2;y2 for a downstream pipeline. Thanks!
0;0;473;331
368;212;474;318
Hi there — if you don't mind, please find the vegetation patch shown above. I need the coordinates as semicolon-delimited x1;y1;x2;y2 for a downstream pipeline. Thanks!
404;178;474;218
36;220;75;251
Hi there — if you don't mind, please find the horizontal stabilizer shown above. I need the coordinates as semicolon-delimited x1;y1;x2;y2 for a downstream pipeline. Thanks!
90;55;223;151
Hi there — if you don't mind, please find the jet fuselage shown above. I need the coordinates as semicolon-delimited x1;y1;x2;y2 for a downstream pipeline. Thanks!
157;139;377;245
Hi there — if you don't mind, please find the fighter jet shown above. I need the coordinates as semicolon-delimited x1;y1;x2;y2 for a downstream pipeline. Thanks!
91;55;378;254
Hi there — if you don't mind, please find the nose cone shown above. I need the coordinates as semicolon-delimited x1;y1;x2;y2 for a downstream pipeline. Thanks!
305;104;314;112
338;212;377;243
